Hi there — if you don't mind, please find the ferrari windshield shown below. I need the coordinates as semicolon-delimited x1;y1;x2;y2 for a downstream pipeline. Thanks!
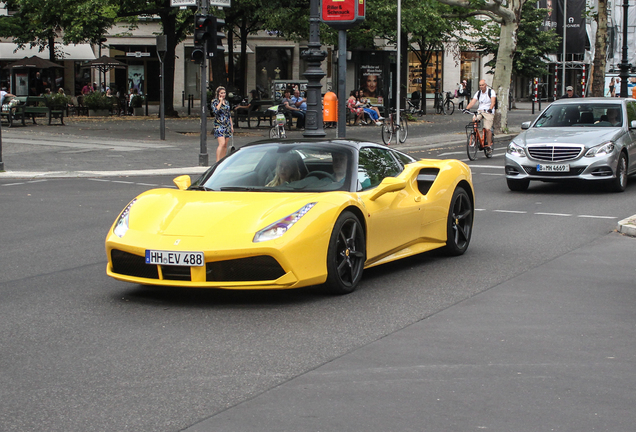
191;144;354;192
534;103;623;128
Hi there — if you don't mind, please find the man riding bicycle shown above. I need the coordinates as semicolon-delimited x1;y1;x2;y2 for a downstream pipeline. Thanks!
464;79;496;148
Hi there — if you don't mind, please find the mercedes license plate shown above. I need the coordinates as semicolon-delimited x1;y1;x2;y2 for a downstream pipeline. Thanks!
145;250;204;267
537;164;570;172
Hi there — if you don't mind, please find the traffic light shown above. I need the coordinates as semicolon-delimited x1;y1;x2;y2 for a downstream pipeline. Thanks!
191;14;214;63
209;17;225;58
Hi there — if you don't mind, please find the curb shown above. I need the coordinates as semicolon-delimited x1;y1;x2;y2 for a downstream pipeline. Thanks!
617;215;636;237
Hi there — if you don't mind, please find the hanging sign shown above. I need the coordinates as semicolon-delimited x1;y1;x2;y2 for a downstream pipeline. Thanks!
321;0;365;29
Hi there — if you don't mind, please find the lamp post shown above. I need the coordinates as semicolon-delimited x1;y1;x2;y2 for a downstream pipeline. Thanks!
619;0;631;97
302;0;327;138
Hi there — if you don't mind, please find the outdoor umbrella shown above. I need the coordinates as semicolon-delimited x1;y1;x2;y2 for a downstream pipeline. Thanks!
4;55;64;69
87;55;127;88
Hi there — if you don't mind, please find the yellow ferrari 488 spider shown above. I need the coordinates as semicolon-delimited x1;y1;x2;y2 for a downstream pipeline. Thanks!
106;139;474;294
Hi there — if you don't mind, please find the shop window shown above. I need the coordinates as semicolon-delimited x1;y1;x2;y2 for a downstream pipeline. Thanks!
408;51;442;96
256;47;293;99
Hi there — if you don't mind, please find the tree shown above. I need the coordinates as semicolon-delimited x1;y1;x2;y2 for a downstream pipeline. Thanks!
590;0;608;97
436;0;527;132
0;0;117;61
478;2;560;82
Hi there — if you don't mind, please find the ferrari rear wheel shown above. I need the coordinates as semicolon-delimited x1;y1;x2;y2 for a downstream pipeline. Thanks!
324;211;366;295
442;186;473;256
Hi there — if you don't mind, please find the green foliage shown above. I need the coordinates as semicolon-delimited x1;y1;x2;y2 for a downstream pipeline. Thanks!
83;92;113;110
477;1;561;78
45;93;71;109
130;94;144;108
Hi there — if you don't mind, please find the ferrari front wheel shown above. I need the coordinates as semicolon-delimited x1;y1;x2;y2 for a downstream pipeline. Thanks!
442;186;473;256
324;211;366;295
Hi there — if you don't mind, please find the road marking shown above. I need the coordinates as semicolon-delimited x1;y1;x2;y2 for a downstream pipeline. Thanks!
578;215;618;219
535;212;572;217
494;209;527;214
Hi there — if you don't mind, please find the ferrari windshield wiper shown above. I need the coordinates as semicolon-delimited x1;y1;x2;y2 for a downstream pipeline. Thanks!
219;186;268;191
189;185;214;191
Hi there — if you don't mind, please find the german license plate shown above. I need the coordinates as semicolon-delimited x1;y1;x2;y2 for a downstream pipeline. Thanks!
537;164;570;172
145;250;204;267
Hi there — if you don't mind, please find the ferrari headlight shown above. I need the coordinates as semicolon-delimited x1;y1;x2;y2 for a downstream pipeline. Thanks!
585;141;615;157
253;202;317;243
507;141;526;157
113;199;136;238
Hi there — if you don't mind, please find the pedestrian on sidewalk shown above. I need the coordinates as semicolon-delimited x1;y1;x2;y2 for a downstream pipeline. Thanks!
211;86;234;162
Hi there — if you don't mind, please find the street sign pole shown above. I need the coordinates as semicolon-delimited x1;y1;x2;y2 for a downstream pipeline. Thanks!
199;0;209;166
157;35;167;141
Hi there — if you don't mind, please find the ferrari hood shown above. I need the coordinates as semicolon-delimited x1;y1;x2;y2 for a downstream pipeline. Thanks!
128;189;324;238
517;127;622;148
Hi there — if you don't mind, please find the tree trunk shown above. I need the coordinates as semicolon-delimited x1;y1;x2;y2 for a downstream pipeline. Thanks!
590;0;608;97
491;5;522;134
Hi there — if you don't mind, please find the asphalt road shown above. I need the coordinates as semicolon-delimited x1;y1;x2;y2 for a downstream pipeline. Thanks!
2;137;635;431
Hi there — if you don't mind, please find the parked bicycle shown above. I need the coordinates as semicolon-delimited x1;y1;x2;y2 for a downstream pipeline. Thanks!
268;105;287;139
381;108;408;145
463;110;494;160
436;91;455;115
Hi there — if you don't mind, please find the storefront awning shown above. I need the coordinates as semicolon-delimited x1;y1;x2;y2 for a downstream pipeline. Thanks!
0;43;96;60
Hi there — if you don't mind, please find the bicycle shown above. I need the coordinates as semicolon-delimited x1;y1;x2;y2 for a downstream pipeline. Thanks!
463;110;494;160
268;105;287;139
381;108;408;145
435;91;455;115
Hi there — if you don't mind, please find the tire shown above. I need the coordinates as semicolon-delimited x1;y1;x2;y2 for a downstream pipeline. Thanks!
446;101;455;115
324;211;366;295
507;177;530;192
442;187;473;256
269;127;279;139
281;127;287;138
381;121;393;145
398;117;408;143
609;152;628;192
467;133;478;161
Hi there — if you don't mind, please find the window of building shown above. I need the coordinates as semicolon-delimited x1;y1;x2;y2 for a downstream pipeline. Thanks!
256;47;293;99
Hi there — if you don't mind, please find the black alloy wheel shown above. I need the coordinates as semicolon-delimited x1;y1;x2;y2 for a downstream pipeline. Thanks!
442;186;473;256
324;211;366;294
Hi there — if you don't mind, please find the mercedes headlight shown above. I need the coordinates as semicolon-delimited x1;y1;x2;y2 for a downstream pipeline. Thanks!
113;199;136;238
253;203;317;243
585;141;615;157
507;141;526;157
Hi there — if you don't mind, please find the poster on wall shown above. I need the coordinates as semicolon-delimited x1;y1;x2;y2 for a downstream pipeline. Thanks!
128;65;144;94
15;72;28;96
604;74;636;98
360;65;383;103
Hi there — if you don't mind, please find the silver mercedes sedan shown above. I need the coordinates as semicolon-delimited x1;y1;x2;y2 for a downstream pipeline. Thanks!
505;97;636;192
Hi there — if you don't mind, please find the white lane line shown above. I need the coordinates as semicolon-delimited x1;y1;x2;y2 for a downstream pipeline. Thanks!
88;178;110;182
136;183;161;186
494;210;527;214
577;215;618;219
470;165;503;169
535;212;573;217
111;180;135;184
1;182;25;186
481;173;504;176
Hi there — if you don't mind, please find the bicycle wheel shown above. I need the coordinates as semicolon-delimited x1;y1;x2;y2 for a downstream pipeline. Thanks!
398;117;408;143
280;127;287;139
467;132;479;160
381;120;393;145
446;100;455;115
269;126;279;139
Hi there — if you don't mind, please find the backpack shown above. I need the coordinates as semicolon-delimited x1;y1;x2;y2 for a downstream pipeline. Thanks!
488;88;499;110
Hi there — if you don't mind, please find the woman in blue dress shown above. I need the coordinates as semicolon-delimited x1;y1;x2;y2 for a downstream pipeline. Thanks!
211;86;234;161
